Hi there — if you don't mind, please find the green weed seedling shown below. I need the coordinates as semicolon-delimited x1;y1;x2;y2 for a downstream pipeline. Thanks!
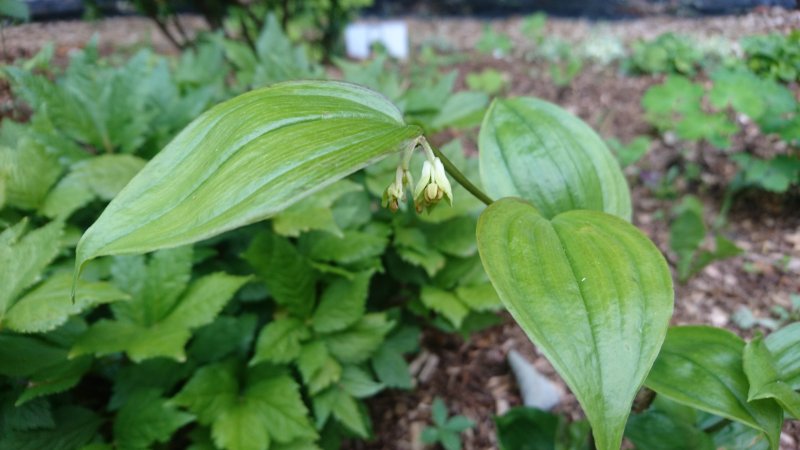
669;195;742;283
421;397;475;450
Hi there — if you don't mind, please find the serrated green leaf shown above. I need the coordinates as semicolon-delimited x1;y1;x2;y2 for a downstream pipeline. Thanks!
213;401;270;450
425;216;478;258
251;318;311;365
340;366;384;398
16;355;92;406
110;246;193;325
273;180;362;238
74;81;422;284
171;361;238;424
455;283;501;312
110;358;191;410
0;334;66;377
479;97;631;220
246;372;318;444
298;341;342;395
312;272;371;333
323;313;394;364
371;347;412;390
370;325;418;389
420;286;469;328
313;387;370;438
72;273;249;362
476;198;673;450
0;220;63;321
431;91;489;131
744;322;800;418
244;231;317;317
1;397;54;431
0;138;62;210
71;319;190;362
4;273;129;333
646;326;783;450
299;228;388;265
164;273;251;330
189;314;258;364
0;406;101;450
41;154;146;219
114;389;194;450
394;227;446;277
174;363;317;449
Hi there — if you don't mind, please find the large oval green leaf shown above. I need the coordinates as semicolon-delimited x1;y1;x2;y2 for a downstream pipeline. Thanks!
646;326;783;450
476;198;672;450
478;97;631;220
74;81;421;278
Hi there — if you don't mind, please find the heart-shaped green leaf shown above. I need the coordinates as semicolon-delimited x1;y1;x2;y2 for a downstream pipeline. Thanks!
74;81;422;281
476;198;672;450
479;97;631;220
646;326;783;450
743;322;800;418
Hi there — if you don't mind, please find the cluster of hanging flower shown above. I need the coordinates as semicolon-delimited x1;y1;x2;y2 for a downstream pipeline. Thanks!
382;139;453;213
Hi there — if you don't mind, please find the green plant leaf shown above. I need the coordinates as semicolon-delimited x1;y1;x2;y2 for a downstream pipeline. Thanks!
312;271;371;333
250;318;311;366
74;81;422;284
110;246;193;325
41;154;146;219
272;180;362;238
339;366;384;399
0;406;101;450
244;231;317;317
476;198;673;450
645;326;783;450
494;407;561;450
323;313;394;364
431;91;489;131
4;273;129;333
743;322;800;418
479;97;631;220
313;386;370;438
173;362;317;450
297;340;342;395
421;286;470;328
370;325;419;389
0;138;62;210
71;273;249;362
0;220;63;321
114;389;194;450
624;410;715;450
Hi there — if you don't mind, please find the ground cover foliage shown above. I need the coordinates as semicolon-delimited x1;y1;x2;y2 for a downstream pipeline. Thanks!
0;10;798;450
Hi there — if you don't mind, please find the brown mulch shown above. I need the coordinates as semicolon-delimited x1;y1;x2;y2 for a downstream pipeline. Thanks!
3;9;799;450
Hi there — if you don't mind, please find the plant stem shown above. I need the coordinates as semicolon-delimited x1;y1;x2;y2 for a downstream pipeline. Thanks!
430;144;494;206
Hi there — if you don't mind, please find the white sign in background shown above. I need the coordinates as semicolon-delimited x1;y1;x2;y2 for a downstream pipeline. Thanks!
344;21;409;60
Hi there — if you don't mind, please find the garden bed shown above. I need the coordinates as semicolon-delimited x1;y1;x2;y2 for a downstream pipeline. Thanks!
2;7;799;450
